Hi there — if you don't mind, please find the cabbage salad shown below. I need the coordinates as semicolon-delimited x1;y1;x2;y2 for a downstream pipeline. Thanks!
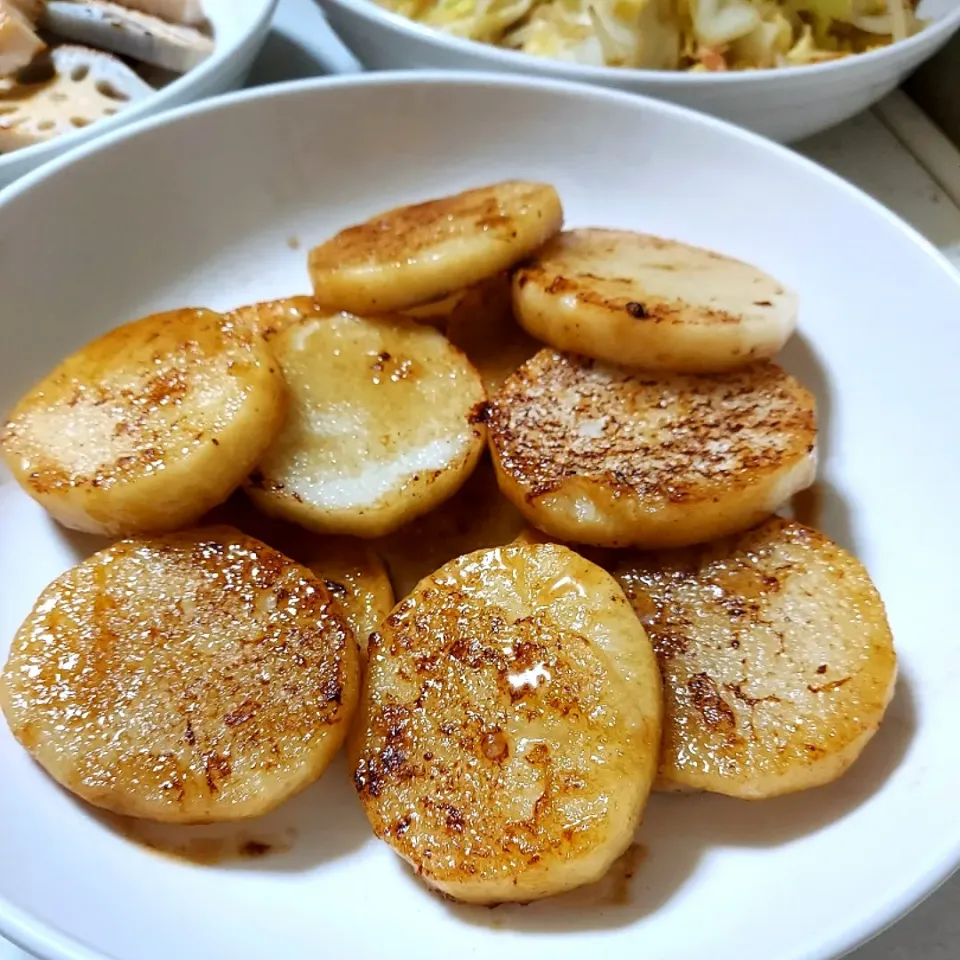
374;0;926;70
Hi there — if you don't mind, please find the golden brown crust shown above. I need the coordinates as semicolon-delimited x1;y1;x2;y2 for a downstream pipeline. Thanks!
0;308;286;536
0;527;359;822
610;518;897;798
227;295;325;340
352;543;662;904
204;495;393;657
309;181;563;314
488;350;817;548
313;181;552;274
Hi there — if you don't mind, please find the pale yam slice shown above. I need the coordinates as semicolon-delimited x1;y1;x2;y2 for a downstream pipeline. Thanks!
0;528;359;823
246;313;487;538
488;350;817;548
513;229;798;373
309;181;563;314
610;518;897;799
351;543;662;904
1;308;286;536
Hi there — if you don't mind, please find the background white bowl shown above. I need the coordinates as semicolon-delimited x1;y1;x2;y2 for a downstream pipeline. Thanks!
314;0;960;142
2;72;960;960
0;0;278;189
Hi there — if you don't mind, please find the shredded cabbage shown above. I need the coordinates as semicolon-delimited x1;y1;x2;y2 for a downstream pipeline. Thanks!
375;0;926;70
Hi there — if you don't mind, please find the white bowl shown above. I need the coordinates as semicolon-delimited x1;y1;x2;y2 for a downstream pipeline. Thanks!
0;0;278;189
314;0;960;142
2;72;960;960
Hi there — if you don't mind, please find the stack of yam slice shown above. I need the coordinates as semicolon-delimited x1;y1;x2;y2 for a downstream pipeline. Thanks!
0;180;895;908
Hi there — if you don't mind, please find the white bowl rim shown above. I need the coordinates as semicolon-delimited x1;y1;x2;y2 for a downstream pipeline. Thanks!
317;0;960;86
0;0;279;173
1;69;960;960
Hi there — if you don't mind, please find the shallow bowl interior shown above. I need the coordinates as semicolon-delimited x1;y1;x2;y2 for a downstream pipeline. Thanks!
0;73;958;960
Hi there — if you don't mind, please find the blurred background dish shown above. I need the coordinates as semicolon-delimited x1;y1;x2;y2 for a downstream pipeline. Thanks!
370;0;926;70
0;0;277;187
313;0;960;140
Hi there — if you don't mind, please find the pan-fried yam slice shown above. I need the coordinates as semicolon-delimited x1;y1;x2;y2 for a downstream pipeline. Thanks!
303;539;394;660
43;1;213;73
0;308;286;536
0;46;153;153
488;351;816;548
445;273;540;393
512;229;798;373
352;543;662;904
376;456;525;599
309;181;563;315
0;1;44;75
0;528;360;823
610;518;897;799
246;313;487;538
228;295;324;340
203;495;393;657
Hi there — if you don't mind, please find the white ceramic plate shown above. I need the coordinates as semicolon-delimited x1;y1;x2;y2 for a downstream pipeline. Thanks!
0;0;278;189
0;73;958;960
313;0;960;142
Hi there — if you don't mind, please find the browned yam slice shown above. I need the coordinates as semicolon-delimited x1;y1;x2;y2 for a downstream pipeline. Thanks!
1;307;286;536
245;312;486;539
488;350;817;549
204;495;393;660
309;181;563;314
611;518;897;799
0;527;360;822
351;543;662;903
